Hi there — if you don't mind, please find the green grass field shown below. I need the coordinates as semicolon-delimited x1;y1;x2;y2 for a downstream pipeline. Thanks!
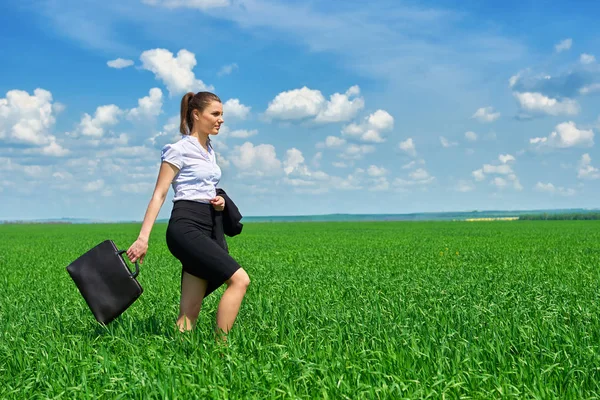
1;221;600;399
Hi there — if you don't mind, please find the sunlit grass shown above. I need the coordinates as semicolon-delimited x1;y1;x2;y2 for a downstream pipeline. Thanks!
1;221;600;398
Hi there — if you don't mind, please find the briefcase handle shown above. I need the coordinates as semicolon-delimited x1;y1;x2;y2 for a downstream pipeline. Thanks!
116;250;140;279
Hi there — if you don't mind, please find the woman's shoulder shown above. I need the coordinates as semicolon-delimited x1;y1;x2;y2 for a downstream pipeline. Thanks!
161;137;186;153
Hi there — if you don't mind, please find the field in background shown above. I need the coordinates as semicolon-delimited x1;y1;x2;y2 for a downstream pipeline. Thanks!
1;221;600;398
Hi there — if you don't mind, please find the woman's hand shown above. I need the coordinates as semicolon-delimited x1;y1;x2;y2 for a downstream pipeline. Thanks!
126;237;148;264
210;195;225;211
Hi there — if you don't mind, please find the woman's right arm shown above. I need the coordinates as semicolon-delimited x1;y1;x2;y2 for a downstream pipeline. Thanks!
126;161;179;264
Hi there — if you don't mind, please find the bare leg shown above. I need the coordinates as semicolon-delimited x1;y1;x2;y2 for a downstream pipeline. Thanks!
177;271;208;332
215;268;250;341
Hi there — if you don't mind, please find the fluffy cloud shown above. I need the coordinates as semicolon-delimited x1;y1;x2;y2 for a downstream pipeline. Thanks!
83;179;105;192
140;48;213;96
149;115;180;147
440;136;457;148
339;144;376;160
534;182;576;196
0;88;56;146
229;129;258;139
578;154;600;180
471;107;500;122
367;165;387;177
223;98;251;120
530;121;594;148
341;109;393;143
514;92;579;116
315;86;364;123
107;58;134;69
464;131;477;142
580;54;596;65
555;38;572;53
230;142;282;176
579;84;600;95
142;0;230;10
398;138;416;157
499;154;515;164
78;104;123;137
472;155;522;190
265;85;364;123
127;88;163;120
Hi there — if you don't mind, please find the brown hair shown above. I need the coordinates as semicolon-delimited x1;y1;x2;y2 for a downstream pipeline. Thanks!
180;91;222;135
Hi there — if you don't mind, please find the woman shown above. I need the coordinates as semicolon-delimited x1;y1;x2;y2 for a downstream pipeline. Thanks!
126;91;250;341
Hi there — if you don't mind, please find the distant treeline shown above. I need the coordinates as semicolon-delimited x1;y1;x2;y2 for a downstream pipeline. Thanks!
519;213;600;220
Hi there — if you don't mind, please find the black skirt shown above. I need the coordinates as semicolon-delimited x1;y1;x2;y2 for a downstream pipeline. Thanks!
166;200;241;297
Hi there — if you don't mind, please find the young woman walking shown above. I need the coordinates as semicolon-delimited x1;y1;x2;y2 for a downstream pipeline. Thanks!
125;91;250;341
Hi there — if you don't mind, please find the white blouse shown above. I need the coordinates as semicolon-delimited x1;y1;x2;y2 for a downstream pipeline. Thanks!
161;135;222;203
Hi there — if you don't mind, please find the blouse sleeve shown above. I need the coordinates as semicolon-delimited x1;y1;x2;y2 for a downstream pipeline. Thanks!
161;144;183;169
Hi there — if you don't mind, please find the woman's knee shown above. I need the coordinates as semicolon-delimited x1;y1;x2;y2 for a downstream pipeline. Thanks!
228;268;250;289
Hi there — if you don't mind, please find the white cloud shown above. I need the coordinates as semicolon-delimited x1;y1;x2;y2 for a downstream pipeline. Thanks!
229;129;258;139
483;164;512;175
339;144;375;160
534;182;576;196
580;53;596;64
367;109;394;131
579;83;600;95
315;85;364;123
0;88;57;146
107;58;134;69
530;121;594;149
472;169;485;181
464;131;477;142
341;109;393;143
555;38;572;53
367;165;387;177
84;179;105;192
317;136;346;149
265;86;325;121
440;136;457;148
491;177;507;189
398;138;416;157
143;0;230;10
218;63;238;77
410;168;430;180
230;142;282;176
40;140;70;156
471;106;500;122
514;92;579;116
149;116;180;147
265;85;363;124
473;157;522;190
499;154;515;164
79;104;123;137
128;88;163;120
283;148;305;175
578;153;600;180
223;98;251;120
140;48;213;96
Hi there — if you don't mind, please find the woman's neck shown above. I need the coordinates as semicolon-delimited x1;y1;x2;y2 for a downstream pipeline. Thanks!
189;132;209;150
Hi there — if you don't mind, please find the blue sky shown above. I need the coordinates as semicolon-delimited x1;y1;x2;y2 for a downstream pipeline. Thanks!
1;0;599;221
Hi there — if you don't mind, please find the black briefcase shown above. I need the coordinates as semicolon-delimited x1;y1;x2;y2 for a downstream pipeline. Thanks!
66;240;143;325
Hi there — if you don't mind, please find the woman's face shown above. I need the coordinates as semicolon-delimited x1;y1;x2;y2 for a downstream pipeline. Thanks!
194;101;224;136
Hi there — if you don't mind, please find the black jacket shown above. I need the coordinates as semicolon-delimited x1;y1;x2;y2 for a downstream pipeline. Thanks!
216;188;243;237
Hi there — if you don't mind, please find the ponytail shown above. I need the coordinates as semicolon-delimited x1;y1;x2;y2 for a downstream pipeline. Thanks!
180;92;194;135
